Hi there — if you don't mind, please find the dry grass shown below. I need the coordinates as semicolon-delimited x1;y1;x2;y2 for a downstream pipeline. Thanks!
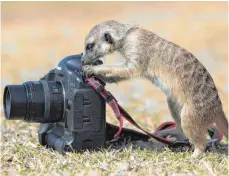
1;119;228;176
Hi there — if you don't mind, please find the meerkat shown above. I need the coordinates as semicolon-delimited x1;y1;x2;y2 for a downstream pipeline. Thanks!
82;20;228;158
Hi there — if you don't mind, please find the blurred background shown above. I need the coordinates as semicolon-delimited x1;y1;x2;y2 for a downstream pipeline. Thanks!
1;2;228;132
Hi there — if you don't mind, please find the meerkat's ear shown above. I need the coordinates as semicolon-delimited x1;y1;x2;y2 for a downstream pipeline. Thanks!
125;23;139;31
104;33;113;44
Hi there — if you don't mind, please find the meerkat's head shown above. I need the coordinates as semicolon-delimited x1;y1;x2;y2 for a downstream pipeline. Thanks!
81;20;137;65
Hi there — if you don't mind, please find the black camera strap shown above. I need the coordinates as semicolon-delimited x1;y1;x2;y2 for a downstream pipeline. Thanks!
86;76;223;148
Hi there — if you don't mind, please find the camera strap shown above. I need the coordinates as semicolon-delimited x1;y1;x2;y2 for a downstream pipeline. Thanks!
87;76;175;145
86;76;223;147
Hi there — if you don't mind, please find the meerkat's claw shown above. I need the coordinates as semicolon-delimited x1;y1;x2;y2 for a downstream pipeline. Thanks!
82;65;95;77
83;65;106;78
191;148;204;158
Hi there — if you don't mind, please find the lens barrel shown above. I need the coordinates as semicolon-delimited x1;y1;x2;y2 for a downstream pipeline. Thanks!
4;85;27;120
3;81;64;123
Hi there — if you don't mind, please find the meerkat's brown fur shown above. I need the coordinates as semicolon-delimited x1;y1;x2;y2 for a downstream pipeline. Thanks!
82;20;228;158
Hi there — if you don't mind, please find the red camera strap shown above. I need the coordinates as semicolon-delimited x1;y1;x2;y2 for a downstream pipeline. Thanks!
86;77;173;144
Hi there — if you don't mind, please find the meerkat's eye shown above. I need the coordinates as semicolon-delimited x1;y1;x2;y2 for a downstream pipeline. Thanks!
104;33;113;44
86;43;94;51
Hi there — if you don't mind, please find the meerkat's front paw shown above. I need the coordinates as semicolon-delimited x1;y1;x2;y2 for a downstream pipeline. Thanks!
83;65;106;78
83;65;97;77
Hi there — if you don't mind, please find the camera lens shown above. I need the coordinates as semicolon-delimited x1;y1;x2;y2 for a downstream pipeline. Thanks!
4;85;27;120
3;81;64;123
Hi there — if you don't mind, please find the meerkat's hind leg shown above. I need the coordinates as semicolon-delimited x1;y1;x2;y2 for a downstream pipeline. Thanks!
181;106;209;158
167;97;184;131
155;97;187;141
214;110;228;139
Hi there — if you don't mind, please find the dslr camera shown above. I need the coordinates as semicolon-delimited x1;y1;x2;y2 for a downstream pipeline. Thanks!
3;54;107;153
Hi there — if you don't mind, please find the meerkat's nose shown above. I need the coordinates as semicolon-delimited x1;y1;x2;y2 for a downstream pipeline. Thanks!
81;52;85;64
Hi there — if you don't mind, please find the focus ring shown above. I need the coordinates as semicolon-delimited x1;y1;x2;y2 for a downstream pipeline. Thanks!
40;80;51;121
24;82;33;121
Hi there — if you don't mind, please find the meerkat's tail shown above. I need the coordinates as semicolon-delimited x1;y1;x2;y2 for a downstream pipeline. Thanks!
214;111;228;139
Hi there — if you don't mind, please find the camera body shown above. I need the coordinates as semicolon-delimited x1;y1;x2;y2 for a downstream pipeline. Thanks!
38;55;106;153
4;55;106;153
